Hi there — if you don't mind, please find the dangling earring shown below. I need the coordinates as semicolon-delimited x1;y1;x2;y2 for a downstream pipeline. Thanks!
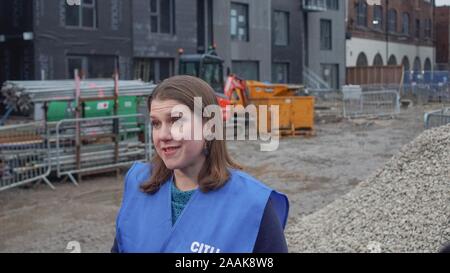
203;142;209;156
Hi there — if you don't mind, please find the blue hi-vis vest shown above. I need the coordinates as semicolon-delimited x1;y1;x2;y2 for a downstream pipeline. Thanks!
115;162;289;253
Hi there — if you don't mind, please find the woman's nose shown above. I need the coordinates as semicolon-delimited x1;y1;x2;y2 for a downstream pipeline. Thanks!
158;123;173;141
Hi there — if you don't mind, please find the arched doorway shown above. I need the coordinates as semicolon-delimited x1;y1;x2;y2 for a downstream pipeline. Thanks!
424;58;432;71
356;52;368;67
402;56;411;83
413;57;421;72
413;57;421;82
424;58;432;82
373;54;384;66
388;55;397;65
401;56;410;72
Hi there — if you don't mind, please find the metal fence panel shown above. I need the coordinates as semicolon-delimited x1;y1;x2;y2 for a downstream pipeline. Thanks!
54;114;150;185
402;70;450;103
403;83;450;104
343;87;400;118
424;108;450;129
0;122;54;191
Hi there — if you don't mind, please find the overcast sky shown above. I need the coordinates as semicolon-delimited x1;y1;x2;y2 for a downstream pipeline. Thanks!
436;0;450;6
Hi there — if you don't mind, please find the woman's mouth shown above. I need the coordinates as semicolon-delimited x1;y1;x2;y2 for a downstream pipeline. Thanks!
162;146;181;157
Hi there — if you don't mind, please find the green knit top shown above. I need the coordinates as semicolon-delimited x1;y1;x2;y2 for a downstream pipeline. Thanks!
171;182;196;225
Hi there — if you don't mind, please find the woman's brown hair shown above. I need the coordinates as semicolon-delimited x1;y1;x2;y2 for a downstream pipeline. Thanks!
140;75;241;194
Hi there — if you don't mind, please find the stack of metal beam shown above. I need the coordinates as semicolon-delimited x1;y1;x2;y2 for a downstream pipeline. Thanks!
1;80;156;113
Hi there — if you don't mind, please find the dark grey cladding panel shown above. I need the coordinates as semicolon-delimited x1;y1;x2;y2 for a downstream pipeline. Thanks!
31;0;133;79
132;0;197;58
1;0;33;34
271;0;305;84
33;0;133;41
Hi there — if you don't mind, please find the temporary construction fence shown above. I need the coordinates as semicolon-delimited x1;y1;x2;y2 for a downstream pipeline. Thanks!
402;71;450;103
0;122;54;191
346;67;450;104
424;108;450;129
0;114;151;192
403;83;450;104
308;89;343;121
1;71;153;191
404;70;449;85
342;85;400;118
54;114;151;185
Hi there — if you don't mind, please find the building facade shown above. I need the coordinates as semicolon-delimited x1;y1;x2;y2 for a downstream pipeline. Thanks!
346;0;435;73
0;0;134;83
435;6;450;70
304;0;346;90
212;0;272;82
1;0;349;89
132;0;201;83
271;0;304;84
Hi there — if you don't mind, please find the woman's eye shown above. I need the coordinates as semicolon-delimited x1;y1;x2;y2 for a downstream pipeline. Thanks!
151;121;161;128
171;116;181;123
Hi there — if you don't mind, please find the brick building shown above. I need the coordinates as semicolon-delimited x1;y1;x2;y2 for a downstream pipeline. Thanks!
435;6;450;70
346;0;435;73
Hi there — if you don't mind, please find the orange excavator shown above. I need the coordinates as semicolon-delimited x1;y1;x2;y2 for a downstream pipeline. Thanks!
178;49;314;136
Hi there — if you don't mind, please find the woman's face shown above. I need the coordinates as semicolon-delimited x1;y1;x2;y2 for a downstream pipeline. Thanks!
150;99;206;171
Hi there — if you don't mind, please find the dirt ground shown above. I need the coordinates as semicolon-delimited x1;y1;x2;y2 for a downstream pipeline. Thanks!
0;104;444;253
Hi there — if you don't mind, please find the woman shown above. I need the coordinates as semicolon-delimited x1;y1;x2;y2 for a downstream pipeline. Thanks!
112;75;289;253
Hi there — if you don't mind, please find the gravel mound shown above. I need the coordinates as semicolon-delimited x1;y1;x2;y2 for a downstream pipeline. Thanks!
287;124;450;253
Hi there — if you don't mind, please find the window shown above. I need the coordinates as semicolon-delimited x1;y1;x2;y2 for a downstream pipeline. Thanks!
180;62;199;77
320;19;332;50
150;0;175;34
356;52;368;67
65;0;97;28
373;54;383;66
415;19;421;38
373;5;383;29
230;3;249;41
413;57;421;72
68;56;88;78
402;56;410;72
356;1;367;27
232;61;259;80
326;0;339;10
388;55;397;66
89;55;117;78
321;64;339;90
67;55;117;79
134;58;174;83
424;19;432;38
158;59;172;80
203;62;224;94
272;63;289;83
424;58;432;72
402;13;410;35
273;11;289;46
388;9;397;33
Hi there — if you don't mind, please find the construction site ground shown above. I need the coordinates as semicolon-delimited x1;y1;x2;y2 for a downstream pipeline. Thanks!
0;104;445;252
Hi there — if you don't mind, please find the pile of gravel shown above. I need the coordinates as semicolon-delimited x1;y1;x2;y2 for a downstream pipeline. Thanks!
287;124;450;253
